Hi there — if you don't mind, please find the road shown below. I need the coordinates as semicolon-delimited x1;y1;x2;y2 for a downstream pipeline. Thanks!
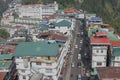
63;18;91;80
70;19;83;80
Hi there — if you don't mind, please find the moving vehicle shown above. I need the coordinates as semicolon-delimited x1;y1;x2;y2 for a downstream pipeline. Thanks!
77;74;82;80
71;62;75;67
78;54;81;60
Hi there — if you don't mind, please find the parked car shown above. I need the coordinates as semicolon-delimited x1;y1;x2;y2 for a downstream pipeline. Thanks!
77;62;81;68
80;40;82;43
75;45;78;48
78;54;81;60
71;62;75;67
77;74;82;80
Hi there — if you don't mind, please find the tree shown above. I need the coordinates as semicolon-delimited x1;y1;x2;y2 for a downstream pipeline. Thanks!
0;29;10;39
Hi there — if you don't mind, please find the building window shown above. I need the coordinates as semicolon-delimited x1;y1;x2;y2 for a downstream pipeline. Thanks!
117;57;119;60
97;62;102;66
96;50;99;53
23;76;26;79
36;62;41;65
101;50;103;53
46;69;52;73
46;63;52;66
21;70;25;73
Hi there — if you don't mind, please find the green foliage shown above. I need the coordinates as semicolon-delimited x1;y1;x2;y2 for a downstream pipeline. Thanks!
22;0;76;9
0;29;10;39
22;0;39;4
0;0;8;19
80;0;120;34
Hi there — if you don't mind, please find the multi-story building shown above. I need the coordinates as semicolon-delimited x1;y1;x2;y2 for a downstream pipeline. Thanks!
0;54;16;80
49;19;72;34
14;41;70;80
87;17;103;27
110;41;120;67
18;4;42;19
18;1;58;19
42;1;58;18
96;67;120;80
90;32;110;68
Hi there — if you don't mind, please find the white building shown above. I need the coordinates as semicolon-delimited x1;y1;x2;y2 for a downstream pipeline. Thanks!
1;12;14;25
18;1;58;19
18;4;42;19
42;1;58;18
90;32;110;68
49;19;72;34
91;46;108;68
110;41;120;67
14;40;70;80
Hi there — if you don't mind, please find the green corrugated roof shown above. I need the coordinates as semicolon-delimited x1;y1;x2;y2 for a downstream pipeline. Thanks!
54;20;71;27
0;61;12;69
0;40;7;44
39;25;48;30
91;67;97;75
0;54;13;60
88;28;119;41
88;28;106;37
112;47;120;56
108;32;119;41
14;41;59;57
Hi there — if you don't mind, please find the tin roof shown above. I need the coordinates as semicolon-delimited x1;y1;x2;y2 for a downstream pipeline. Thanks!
14;41;59;57
112;47;120;56
0;72;7;80
97;67;120;79
90;36;110;45
110;40;120;47
53;20;71;27
90;17;102;21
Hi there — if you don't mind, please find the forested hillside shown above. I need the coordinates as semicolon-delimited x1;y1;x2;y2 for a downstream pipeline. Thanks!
22;0;120;34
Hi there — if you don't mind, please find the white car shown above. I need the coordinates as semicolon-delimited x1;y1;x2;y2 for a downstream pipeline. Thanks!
71;62;75;67
78;54;81;59
80;40;82;43
77;74;82;80
75;45;78;48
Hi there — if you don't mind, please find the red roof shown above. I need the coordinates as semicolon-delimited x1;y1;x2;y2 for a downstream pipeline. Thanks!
0;37;4;41
51;34;67;41
64;9;75;13
97;67;120;79
96;32;108;37
110;40;120;47
12;26;25;30
101;24;112;28
90;36;110;45
0;72;7;80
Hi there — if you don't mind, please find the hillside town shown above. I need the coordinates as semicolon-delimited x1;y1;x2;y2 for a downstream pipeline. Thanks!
0;1;120;80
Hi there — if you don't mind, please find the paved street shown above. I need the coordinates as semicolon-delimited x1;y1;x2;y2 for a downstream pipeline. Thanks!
63;18;91;80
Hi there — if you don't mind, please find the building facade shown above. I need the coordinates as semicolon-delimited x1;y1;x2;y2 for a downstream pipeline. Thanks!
14;41;70;80
18;1;58;19
90;32;110;68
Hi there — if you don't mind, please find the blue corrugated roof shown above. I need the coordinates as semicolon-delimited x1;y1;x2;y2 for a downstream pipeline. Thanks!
39;21;48;25
90;17;102;21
